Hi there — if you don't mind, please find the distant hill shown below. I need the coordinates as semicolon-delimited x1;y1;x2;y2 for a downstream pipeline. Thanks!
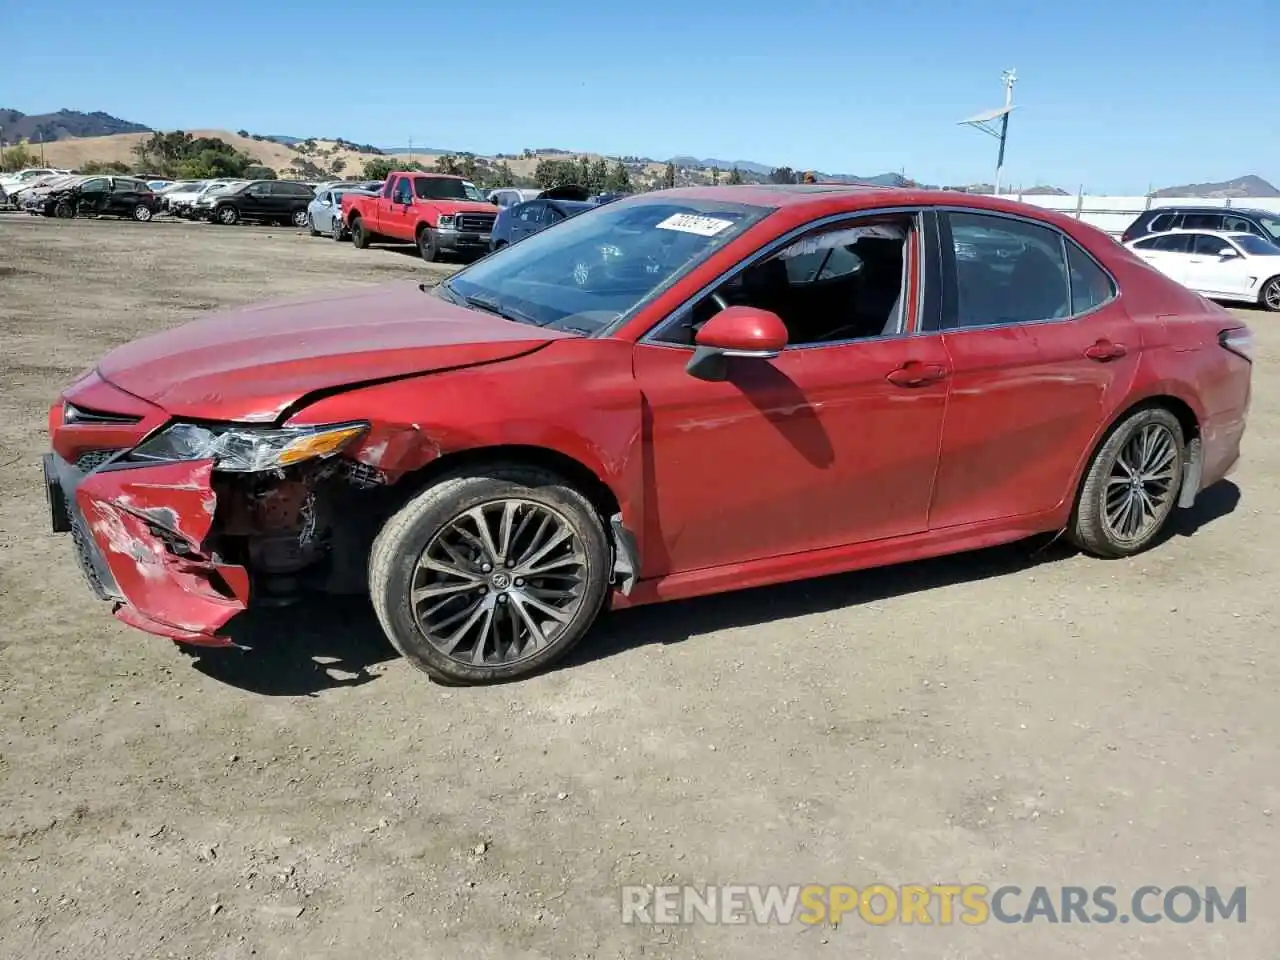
667;155;907;186
1152;174;1279;198
0;108;150;142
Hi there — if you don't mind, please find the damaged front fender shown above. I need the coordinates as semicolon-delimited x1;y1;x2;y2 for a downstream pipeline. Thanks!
75;460;250;644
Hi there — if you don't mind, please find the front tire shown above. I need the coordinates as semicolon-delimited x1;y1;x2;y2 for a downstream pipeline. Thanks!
369;467;611;684
331;216;345;241
1069;407;1185;558
1259;276;1280;312
53;201;74;219
216;205;239;225
417;226;440;262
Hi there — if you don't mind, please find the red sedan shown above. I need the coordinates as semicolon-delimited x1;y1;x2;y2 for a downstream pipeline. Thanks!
43;185;1253;684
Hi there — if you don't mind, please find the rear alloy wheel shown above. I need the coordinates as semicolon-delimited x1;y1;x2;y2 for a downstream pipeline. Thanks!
293;208;310;229
417;226;440;262
369;468;611;684
216;205;239;226
132;204;153;222
1260;277;1280;312
1070;407;1185;558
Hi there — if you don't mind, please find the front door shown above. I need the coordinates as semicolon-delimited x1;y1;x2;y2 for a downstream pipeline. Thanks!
76;177;110;215
631;209;949;577
929;209;1141;528
1183;232;1246;298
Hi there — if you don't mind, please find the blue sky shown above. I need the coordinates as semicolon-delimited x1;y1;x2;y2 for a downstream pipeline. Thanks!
2;0;1276;192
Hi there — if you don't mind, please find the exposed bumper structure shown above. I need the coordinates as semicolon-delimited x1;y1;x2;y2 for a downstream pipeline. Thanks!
44;452;249;645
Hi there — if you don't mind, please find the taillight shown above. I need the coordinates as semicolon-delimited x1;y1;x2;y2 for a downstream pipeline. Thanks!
1220;327;1254;362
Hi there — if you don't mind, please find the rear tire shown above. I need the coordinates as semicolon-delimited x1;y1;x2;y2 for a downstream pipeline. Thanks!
292;208;310;229
132;204;153;222
1259;276;1280;312
1069;407;1185;558
368;466;611;684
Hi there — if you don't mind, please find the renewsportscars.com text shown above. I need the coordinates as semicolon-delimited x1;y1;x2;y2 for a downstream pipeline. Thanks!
620;884;1247;926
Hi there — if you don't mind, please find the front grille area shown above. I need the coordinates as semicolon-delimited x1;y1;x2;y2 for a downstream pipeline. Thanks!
75;449;122;473
456;213;495;233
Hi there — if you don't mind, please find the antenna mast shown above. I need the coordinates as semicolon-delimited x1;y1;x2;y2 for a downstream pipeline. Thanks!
958;69;1018;195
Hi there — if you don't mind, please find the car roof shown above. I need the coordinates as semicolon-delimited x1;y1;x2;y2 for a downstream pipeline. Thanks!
636;184;1102;225
1148;206;1273;216
1127;228;1277;248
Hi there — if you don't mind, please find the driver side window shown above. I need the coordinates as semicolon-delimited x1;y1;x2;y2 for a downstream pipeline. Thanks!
653;213;917;348
394;178;412;203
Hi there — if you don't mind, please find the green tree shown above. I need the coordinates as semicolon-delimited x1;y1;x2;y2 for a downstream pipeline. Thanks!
604;161;632;194
492;161;516;187
534;158;580;190
435;154;461;176
244;165;277;180
769;166;797;184
727;166;744;185
362;156;425;180
1;142;38;172
589;157;609;193
81;160;131;174
710;167;720;185
662;162;676;189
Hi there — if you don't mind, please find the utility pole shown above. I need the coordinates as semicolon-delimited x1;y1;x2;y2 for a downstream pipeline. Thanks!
409;137;414;164
958;68;1018;196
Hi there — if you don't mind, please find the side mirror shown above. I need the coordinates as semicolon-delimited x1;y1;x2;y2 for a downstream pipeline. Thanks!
686;306;789;381
1218;247;1239;259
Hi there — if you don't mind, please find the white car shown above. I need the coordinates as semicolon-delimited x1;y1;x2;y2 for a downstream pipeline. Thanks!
0;167;71;205
1126;228;1280;312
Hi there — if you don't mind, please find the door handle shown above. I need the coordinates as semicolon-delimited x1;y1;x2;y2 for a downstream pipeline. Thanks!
887;361;948;387
1084;339;1128;361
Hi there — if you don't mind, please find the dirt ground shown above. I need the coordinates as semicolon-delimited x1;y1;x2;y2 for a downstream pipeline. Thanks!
1;214;1276;960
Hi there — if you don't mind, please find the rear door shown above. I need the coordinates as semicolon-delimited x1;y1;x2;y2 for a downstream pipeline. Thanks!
928;209;1139;529
108;178;141;215
1130;233;1194;284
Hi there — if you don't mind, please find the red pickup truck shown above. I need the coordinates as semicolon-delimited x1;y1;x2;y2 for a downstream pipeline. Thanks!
342;171;498;262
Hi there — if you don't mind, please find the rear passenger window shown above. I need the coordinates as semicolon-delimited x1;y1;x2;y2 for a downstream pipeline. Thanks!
1151;234;1192;253
947;212;1071;326
1181;213;1223;230
1148;213;1179;232
1066;242;1115;315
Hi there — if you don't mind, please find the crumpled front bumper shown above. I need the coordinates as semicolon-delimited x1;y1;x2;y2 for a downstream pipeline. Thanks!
45;453;250;645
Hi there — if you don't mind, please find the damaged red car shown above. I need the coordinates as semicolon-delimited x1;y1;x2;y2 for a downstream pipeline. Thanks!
44;185;1253;684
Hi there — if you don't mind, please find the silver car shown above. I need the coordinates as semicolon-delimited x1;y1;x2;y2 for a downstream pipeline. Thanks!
306;186;379;240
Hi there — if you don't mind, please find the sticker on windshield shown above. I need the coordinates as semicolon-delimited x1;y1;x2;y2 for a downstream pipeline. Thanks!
656;213;736;237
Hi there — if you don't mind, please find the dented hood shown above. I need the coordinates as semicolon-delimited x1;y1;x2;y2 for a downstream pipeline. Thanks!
97;281;569;422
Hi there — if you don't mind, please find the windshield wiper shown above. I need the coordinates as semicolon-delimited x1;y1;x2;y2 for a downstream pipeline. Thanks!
459;293;538;326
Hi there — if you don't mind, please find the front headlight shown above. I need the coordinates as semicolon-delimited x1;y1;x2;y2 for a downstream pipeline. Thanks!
438;215;456;228
128;421;367;473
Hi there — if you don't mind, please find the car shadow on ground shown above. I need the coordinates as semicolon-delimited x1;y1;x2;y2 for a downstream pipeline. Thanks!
181;480;1240;695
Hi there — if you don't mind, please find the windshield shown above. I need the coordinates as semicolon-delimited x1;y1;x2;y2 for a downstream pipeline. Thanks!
1257;216;1280;241
1233;233;1280;256
443;198;770;334
414;176;469;201
462;181;486;202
